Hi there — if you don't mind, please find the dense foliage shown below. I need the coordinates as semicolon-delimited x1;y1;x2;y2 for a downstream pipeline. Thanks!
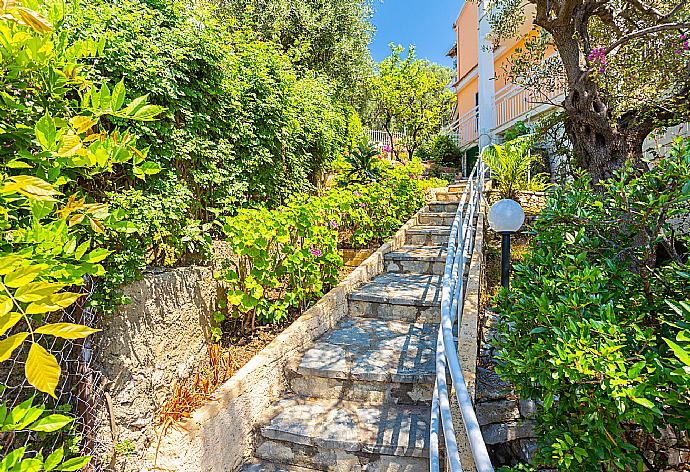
495;139;690;470
220;0;375;101
70;0;358;217
483;136;551;200
0;0;166;465
217;161;434;331
416;134;463;165
367;46;455;159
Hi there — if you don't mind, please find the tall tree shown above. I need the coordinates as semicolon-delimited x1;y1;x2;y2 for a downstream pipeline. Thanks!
220;0;375;101
368;45;454;158
491;0;690;182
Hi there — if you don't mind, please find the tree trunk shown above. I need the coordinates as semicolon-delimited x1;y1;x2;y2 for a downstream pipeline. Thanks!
549;28;650;183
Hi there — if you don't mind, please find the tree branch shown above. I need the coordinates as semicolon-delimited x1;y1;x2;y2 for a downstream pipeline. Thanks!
622;0;664;20
604;22;690;55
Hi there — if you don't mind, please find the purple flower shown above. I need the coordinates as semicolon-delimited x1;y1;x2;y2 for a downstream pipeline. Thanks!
353;191;361;197
329;220;338;229
382;144;392;153
587;47;608;72
310;247;323;257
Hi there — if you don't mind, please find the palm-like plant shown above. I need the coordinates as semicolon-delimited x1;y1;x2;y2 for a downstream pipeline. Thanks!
344;144;382;184
483;136;551;200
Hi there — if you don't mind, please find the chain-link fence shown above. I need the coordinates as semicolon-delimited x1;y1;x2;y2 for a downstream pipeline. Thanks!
1;276;107;470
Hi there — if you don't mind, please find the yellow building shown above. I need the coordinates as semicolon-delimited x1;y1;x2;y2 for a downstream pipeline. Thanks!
446;2;565;161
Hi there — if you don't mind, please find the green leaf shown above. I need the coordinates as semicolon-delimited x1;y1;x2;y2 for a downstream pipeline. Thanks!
4;264;45;288
55;456;92;471
111;79;126;111
25;342;61;398
0;447;26;470
0;296;13;317
0;312;22;337
4;396;34;428
664;338;690;367
14;282;64;303
35;113;57;151
84;248;110;264
29;413;74;432
44;447;64;471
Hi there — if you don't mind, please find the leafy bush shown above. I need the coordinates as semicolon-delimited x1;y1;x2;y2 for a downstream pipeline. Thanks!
342;144;383;184
219;202;342;332
217;167;430;330
0;1;162;466
495;140;690;470
70;0;351;214
424;134;463;165
483;136;551;200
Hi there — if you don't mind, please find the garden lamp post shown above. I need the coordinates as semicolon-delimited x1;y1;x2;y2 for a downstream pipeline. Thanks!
488;199;525;288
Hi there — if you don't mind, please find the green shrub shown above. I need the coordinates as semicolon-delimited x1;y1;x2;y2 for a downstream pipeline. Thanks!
217;168;430;330
483;136;551;200
218;202;342;332
495;139;690;470
70;0;350;214
429;134;463;165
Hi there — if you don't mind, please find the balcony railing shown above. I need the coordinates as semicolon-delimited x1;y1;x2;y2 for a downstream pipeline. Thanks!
444;55;567;148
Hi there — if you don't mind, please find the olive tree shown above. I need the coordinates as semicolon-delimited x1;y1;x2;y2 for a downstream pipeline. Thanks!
490;0;690;182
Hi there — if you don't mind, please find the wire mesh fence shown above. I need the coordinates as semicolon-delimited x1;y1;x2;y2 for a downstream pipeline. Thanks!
0;275;108;470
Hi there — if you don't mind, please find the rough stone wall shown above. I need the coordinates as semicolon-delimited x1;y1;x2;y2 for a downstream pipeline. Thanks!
95;267;216;471
476;310;537;467
485;190;547;216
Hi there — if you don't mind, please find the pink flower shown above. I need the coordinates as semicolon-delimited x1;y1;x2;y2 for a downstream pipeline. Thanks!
382;144;392;153
310;247;323;257
359;202;366;207
329;220;338;229
353;191;361;197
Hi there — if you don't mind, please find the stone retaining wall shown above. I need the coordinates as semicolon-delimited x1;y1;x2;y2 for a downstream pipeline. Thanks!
149;210;427;472
95;266;217;471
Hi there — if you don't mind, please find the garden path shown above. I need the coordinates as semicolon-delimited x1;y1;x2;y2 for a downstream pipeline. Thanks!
240;188;465;471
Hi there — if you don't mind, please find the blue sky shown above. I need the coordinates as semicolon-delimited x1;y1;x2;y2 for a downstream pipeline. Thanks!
370;0;464;67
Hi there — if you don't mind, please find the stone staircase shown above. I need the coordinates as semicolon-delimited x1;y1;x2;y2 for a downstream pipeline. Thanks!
241;187;465;472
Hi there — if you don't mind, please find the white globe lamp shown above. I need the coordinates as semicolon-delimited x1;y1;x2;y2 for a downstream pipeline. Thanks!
488;199;525;288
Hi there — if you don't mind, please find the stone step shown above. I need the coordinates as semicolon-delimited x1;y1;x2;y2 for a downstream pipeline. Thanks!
241;461;318;472
348;273;442;322
434;191;463;202
287;317;437;405
384;245;447;275
418;211;456;226
428;201;459;213
255;396;430;471
448;183;468;194
405;225;451;246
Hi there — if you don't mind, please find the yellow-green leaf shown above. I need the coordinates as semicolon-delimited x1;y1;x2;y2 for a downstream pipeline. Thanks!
14;282;64;303
35;323;100;339
25;343;61;398
0;255;21;275
71;115;98;134
0;311;21;337
0;295;12;316
4;264;46;288
0;332;29;362
9;175;61;201
88;217;105;233
25;292;81;315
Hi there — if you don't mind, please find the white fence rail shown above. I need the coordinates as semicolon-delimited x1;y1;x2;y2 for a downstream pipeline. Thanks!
366;129;406;148
430;158;493;472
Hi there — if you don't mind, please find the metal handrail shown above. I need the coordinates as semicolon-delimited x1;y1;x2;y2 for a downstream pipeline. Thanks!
430;158;493;472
